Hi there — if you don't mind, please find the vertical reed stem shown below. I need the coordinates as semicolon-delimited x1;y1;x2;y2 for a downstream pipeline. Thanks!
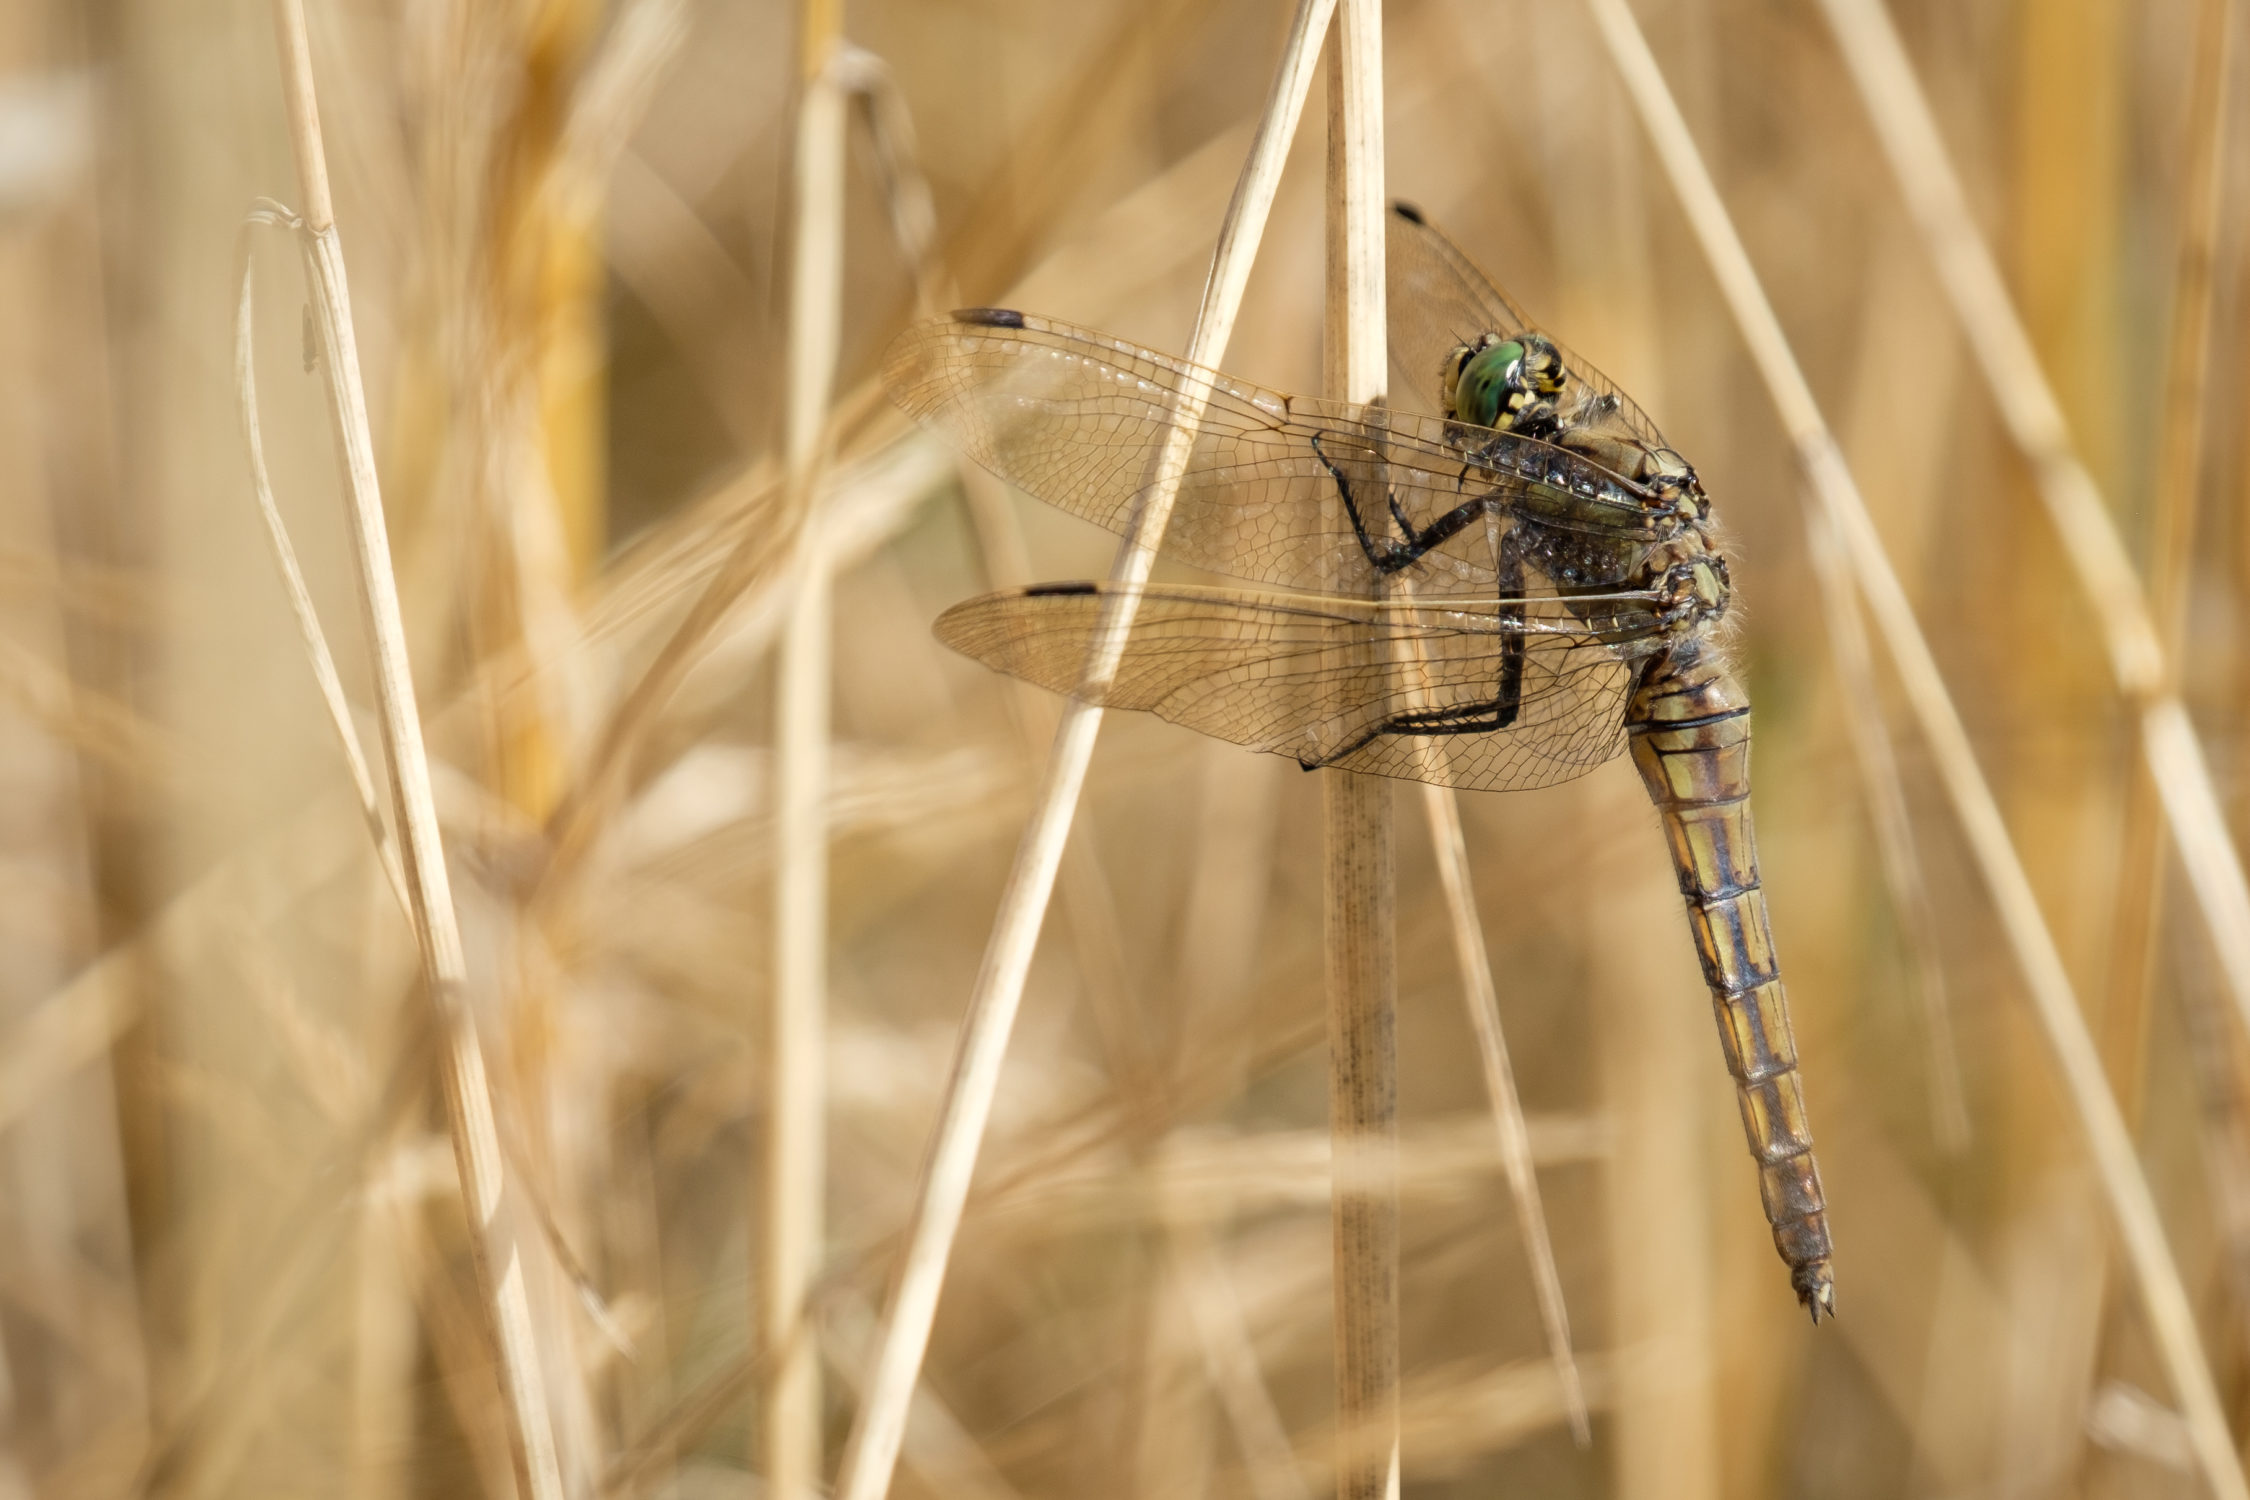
767;11;846;1496
1323;776;1397;1498
267;3;563;1497
1324;4;1394;1495
829;6;1338;1498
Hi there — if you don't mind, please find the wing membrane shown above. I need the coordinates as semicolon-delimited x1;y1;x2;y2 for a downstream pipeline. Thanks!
884;310;1671;599
1386;202;1667;447
937;581;1664;792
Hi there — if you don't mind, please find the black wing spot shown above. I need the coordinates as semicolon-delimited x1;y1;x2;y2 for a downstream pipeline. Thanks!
1023;581;1098;597
953;307;1027;329
1391;200;1427;226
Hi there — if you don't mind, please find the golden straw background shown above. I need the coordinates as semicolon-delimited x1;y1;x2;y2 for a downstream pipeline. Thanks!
1;0;2247;1495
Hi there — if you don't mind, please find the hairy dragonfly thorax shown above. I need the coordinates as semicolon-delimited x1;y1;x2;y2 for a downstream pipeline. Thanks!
1440;329;1726;621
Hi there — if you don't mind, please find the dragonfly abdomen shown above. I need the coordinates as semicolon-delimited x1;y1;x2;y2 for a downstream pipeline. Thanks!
1626;644;1836;1321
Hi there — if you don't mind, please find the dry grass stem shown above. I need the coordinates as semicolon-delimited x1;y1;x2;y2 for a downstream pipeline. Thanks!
535;382;904;897
1166;1222;1314;1500
234;201;410;918
1323;4;1396;1496
1583;0;2250;1494
958;469;1307;1489
2097;0;2236;1110
829;6;1339;1497
824;1293;1024;1500
268;2;563;1495
1419;782;1590;1437
828;43;949;316
1810;0;2250;1048
765;13;849;1497
1800;503;1969;1149
21;2;2250;1494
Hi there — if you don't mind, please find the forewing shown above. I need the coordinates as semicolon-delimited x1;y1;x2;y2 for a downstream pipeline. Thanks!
935;581;1658;792
1386;203;1668;447
1387;201;1535;411
885;310;1664;598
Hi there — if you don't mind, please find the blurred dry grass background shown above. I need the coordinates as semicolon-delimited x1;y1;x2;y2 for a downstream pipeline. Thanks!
1;0;2247;1494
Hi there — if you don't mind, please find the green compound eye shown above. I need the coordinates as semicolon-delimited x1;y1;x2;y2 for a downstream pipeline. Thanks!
1450;339;1526;429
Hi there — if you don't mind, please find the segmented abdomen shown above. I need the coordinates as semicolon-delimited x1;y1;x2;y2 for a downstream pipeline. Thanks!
1626;644;1835;1320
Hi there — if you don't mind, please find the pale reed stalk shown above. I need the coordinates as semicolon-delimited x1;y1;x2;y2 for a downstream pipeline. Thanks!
828;4;1341;1496
530;377;892;901
961;462;1321;1493
267;3;563;1496
2095;0;2235;1111
1810;0;2250;1070
1167;1222;1313;1500
1582;1;2249;1494
2082;0;2236;1469
1799;502;1969;1150
767;28;953;1500
1418;784;1590;1440
765;8;847;1495
1323;4;1396;1499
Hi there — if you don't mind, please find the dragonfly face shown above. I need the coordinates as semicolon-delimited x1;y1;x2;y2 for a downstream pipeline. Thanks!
1442;332;1568;435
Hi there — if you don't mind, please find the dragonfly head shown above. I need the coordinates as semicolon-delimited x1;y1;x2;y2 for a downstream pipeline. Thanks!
1442;333;1568;432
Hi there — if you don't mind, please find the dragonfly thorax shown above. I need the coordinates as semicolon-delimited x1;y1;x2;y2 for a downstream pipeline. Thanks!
1659;554;1731;632
1639;449;1706;522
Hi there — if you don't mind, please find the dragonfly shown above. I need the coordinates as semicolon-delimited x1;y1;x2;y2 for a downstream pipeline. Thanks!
884;202;1834;1321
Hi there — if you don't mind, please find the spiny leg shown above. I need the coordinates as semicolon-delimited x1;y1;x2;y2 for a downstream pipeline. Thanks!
1295;539;1529;770
1310;429;1505;579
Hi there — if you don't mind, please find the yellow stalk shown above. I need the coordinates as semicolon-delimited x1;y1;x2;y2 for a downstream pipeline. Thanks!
765;3;847;1494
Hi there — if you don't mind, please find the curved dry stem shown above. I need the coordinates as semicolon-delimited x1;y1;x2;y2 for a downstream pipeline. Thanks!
2096;0;2235;1113
1419;783;1590;1441
234;202;410;917
828;5;1341;1497
1583;2;2250;1495
1810;0;2250;1088
830;42;950;316
268;3;564;1495
1800;503;1969;1151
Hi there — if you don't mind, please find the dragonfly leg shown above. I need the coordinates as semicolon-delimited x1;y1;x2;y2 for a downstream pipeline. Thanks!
1310;430;1411;573
1310;431;1522;588
1293;696;1521;771
1294;543;1529;770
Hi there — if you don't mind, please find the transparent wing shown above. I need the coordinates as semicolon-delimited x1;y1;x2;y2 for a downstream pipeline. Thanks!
936;581;1666;792
1386;202;1667;448
885;309;1673;600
